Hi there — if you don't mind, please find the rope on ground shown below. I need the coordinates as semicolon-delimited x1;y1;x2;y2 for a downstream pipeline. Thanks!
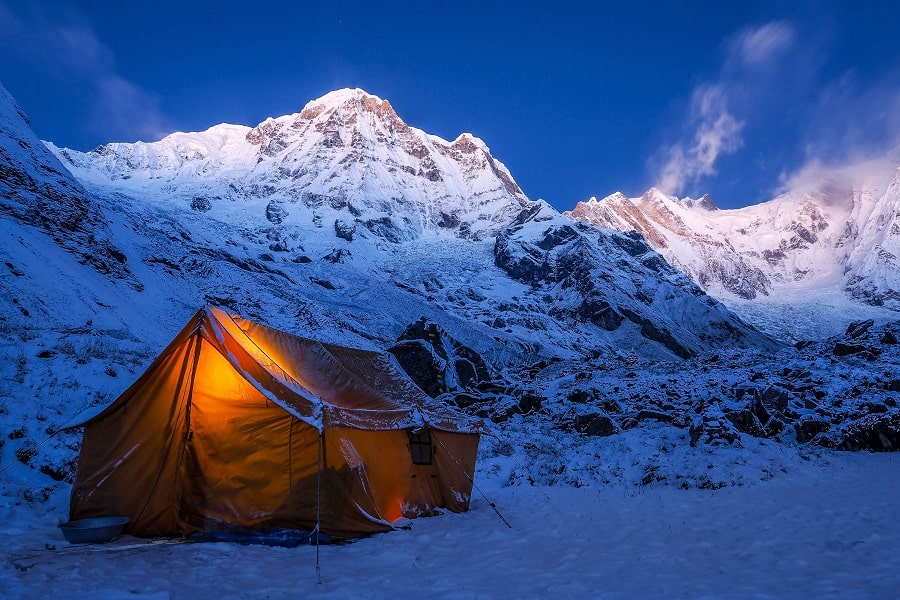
0;429;61;476
433;436;512;529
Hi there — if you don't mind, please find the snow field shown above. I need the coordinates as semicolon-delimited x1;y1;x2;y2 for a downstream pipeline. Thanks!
2;451;898;599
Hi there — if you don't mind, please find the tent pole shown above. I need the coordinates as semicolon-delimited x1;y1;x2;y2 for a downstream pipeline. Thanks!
433;435;512;529
314;430;323;584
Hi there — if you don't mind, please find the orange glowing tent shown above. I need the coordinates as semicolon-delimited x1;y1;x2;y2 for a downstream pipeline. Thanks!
68;307;481;539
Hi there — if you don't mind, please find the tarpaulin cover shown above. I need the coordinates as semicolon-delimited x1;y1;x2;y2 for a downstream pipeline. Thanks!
68;307;481;538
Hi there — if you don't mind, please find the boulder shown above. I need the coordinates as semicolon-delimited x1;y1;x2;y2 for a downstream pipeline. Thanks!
573;413;618;437
265;201;287;224
387;339;446;397
334;219;356;241
794;416;830;443
845;319;875;339
760;386;790;415
724;408;766;438
839;412;900;451
833;342;866;357
394;317;492;392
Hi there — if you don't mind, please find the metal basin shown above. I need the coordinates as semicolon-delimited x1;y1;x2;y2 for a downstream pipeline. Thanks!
59;516;129;544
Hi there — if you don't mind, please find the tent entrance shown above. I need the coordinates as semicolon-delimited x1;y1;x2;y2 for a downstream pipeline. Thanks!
176;342;319;534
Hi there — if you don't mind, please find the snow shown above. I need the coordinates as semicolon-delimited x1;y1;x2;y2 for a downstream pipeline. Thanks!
3;80;900;599
567;168;900;324
2;451;898;599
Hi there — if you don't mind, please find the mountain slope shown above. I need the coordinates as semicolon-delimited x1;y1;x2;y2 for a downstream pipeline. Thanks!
50;88;529;242
0;82;136;287
44;87;773;361
567;172;900;324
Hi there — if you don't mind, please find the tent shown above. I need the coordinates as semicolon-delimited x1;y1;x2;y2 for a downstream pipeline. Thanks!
68;307;482;539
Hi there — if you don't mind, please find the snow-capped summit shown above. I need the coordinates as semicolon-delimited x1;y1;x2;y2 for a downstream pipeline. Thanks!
567;169;900;317
51;87;529;242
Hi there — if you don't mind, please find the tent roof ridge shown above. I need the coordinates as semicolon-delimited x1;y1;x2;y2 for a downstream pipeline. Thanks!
205;307;327;428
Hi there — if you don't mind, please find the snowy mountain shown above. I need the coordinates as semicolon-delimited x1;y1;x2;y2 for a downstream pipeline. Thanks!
41;87;772;361
566;175;900;337
2;83;900;595
50;88;530;242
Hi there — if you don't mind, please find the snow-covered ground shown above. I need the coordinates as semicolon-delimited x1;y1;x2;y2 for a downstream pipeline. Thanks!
2;449;898;599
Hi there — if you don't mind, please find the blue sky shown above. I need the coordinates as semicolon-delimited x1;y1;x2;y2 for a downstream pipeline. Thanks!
1;1;898;210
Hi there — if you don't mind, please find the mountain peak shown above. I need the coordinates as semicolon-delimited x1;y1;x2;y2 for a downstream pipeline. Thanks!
641;187;673;203
297;88;400;124
683;193;718;211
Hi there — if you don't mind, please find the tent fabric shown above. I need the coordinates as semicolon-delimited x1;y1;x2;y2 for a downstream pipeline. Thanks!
68;307;481;539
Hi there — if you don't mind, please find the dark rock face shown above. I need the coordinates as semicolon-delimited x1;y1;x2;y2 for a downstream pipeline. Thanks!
389;317;492;398
334;219;356;241
577;297;624;331
265;201;287;224
795;416;830;443
724;408;766;438
493;230;549;284
323;248;351;263
362;217;404;243
846;319;875;338
834;342;867;357
639;319;695;359
839;413;900;451
191;197;212;212
0;95;138;288
387;339;446;397
492;212;777;359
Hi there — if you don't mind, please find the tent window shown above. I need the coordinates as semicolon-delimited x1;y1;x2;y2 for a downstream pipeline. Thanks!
409;429;432;465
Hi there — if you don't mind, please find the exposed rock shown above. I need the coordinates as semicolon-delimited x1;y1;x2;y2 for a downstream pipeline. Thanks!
839;412;900;451
833;342;867;357
845;319;875;338
323;248;351;263
517;392;544;415
573;413;618;437
794;416;830;444
724;408;766;438
191;197;212;212
387;339;447;397
392;318;492;396
362;217;404;243
639;318;695;359
334;219;356;241
760;386;790;415
577;297;624;331
265;201;288;224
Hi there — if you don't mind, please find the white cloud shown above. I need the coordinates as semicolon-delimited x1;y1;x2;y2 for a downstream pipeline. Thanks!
0;2;172;144
732;21;795;67
652;21;798;197
656;85;745;195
